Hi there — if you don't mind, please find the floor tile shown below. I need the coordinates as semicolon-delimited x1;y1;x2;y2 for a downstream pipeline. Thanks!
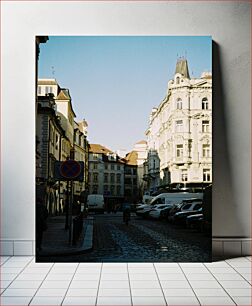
101;273;128;281
131;288;163;296
205;261;230;268
160;280;191;288
35;287;68;296
129;273;157;281
27;262;53;268
232;296;252;305
40;280;71;288
0;296;32;305
74;273;100;281
207;267;237;274
226;257;250;263
45;273;73;281
1;288;37;296
155;267;182;273
214;273;246;281
241;273;252;283
233;267;252;274
128;267;155;273
183;273;215;281
158;273;187;280
98;288;130;296
197;296;236;305
2;261;29;268
66;288;98;296
96;296;132;305
62;296;96;305
53;263;78;268
132;296;166;305
189;280;222;288
8;280;42;289
193;288;228;296
227;261;252;268
130;280;160;289
182;267;209;274
8;256;33;262
1;274;18;281
78;263;102;267
101;268;128;274
0;280;13;289
99;281;129;289
180;263;205;267
16;273;46;281
22;267;50;274
76;268;101;274
0;256;10;264
30;296;64;305
225;288;252;296
1;267;24;274
218;280;252;288
165;296;200;305
128;263;153;268
163;288;195;296
50;267;77;274
70;280;99;289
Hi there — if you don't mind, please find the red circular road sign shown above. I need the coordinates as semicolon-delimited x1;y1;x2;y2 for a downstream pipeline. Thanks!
60;160;81;179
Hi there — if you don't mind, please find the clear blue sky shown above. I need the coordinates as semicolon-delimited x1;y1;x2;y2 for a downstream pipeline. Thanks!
39;36;211;154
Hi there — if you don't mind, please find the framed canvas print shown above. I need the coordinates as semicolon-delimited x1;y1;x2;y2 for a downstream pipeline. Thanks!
35;36;212;262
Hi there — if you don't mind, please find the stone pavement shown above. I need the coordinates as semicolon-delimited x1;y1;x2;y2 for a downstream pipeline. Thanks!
38;215;93;257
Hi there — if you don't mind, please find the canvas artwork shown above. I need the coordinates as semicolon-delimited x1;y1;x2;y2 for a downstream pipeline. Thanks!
36;36;212;262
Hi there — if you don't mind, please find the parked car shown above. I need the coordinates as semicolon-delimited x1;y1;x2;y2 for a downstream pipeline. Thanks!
186;213;204;230
172;207;203;225
149;192;203;207
136;204;156;218
149;204;174;220
167;199;202;222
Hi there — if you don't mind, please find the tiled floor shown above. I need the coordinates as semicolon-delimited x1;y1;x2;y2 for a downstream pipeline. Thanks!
0;256;251;305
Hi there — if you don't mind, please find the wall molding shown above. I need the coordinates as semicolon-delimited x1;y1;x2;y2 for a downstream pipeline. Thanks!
1;238;251;258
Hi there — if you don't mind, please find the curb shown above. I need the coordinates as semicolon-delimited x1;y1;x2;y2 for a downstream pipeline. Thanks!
37;218;94;257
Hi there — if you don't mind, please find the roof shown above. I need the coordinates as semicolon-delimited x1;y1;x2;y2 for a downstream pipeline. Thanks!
38;79;58;85
56;90;69;100
175;58;190;79
124;150;138;166
89;144;113;154
136;140;147;145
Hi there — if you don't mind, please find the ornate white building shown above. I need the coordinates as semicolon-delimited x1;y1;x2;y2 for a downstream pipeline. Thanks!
145;59;212;192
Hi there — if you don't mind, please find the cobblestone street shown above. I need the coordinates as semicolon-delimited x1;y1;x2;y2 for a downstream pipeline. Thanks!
66;213;211;262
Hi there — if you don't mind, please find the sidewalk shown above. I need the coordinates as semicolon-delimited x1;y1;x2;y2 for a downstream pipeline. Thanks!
38;215;93;257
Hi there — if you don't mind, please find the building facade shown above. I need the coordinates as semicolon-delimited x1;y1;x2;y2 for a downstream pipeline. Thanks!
88;144;125;211
37;79;89;214
145;59;212;193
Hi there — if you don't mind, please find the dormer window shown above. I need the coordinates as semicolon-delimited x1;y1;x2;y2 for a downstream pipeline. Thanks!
176;98;182;110
176;76;180;84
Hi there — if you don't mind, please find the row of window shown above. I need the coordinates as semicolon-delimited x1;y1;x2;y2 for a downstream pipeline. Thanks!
91;185;121;196
181;169;211;182
90;173;122;183
176;144;211;158
176;97;209;110
175;120;210;133
37;86;54;95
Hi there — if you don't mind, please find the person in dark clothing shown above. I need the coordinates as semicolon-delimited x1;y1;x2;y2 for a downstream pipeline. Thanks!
123;207;131;225
36;198;48;252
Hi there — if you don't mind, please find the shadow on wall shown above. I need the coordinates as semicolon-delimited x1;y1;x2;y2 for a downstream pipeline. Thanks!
212;41;244;238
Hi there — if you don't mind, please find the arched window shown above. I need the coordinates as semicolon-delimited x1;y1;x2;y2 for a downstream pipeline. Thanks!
202;97;209;110
176;76;180;84
176;98;182;110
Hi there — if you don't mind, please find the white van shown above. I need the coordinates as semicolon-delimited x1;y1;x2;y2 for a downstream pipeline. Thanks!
150;192;203;207
87;194;105;213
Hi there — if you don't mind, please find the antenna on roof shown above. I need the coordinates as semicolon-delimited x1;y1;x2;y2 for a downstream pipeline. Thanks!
185;50;187;59
51;66;55;78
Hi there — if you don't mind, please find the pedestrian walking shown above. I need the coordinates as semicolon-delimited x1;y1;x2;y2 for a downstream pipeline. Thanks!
36;198;49;252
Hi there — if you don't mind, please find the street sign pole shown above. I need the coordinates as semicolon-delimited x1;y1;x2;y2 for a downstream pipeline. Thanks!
69;179;74;244
65;181;69;230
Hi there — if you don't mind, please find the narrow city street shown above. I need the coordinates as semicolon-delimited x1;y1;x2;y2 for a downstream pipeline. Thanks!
64;213;211;262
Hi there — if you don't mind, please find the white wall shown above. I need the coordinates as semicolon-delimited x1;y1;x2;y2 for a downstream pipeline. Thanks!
1;1;250;255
